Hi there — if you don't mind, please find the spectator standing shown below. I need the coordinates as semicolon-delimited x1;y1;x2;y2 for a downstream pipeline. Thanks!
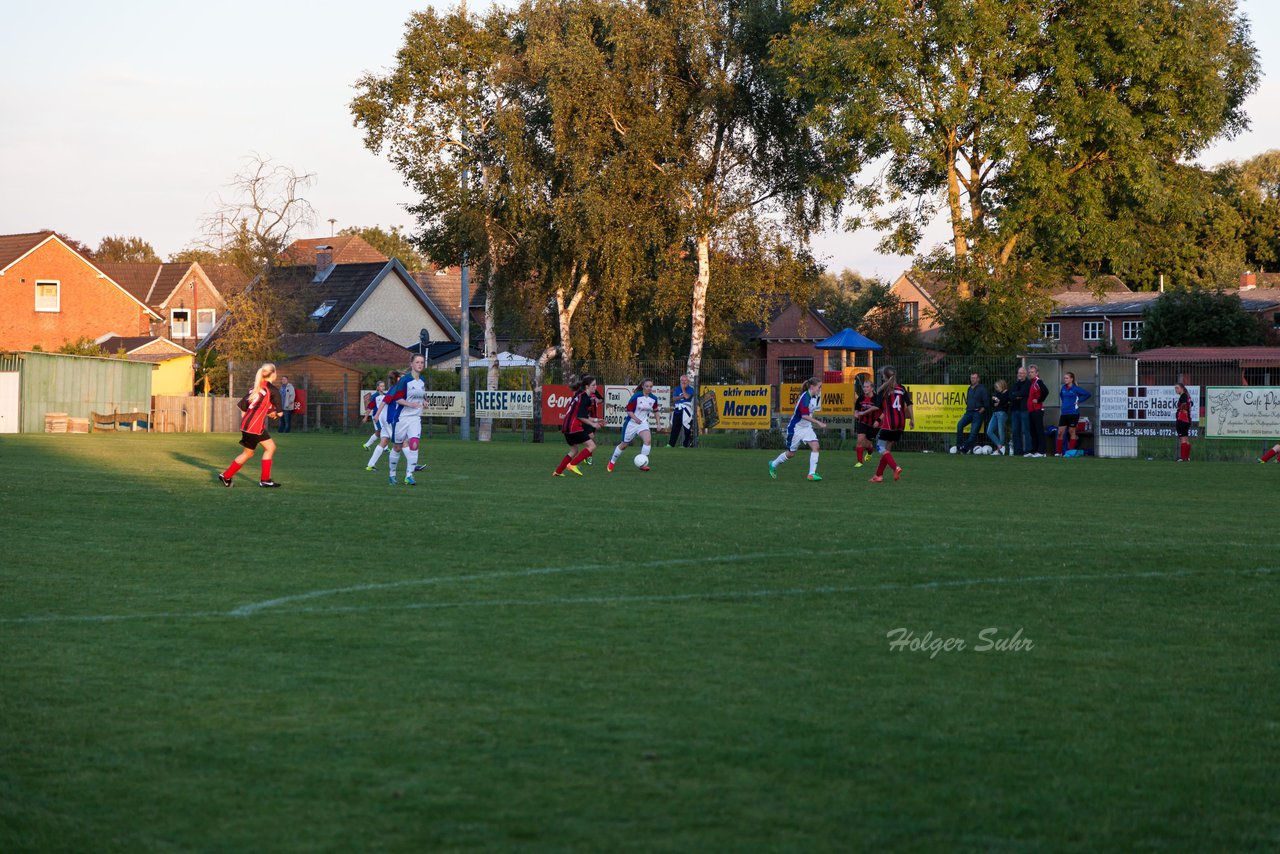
989;379;1011;455
1026;365;1050;457
1055;372;1093;456
278;376;296;433
668;374;696;448
1009;366;1031;456
1175;383;1193;462
954;372;990;453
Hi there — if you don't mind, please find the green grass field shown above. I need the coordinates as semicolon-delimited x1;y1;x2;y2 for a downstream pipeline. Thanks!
1;433;1276;851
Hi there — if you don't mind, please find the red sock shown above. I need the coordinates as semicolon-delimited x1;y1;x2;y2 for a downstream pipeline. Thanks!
856;447;865;463
875;454;888;477
261;459;272;481
1263;448;1276;462
1056;436;1063;455
883;452;897;472
222;460;243;479
1068;437;1077;450
1181;443;1190;461
570;448;592;466
555;454;572;474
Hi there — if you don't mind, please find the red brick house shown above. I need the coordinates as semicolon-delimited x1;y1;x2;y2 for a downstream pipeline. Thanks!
888;270;947;335
0;231;161;351
94;261;247;350
740;302;834;386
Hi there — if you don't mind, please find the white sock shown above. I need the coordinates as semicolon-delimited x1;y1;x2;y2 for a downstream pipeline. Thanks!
809;451;819;475
367;445;386;468
611;446;623;464
641;444;651;458
772;452;789;466
389;450;400;477
404;447;418;470
364;434;377;449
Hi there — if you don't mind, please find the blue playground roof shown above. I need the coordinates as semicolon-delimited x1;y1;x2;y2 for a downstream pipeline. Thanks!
815;328;882;351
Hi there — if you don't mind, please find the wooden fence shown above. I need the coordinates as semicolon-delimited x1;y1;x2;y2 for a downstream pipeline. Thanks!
152;395;241;432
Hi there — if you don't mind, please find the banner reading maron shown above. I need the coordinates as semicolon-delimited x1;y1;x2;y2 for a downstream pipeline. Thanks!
702;385;771;429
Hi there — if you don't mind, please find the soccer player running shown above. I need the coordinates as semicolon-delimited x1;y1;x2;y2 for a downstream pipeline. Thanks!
362;380;387;451
377;356;428;485
769;376;827;481
364;371;400;471
608;378;660;472
854;378;878;468
1055;372;1092;457
554;375;602;476
1174;382;1193;462
869;365;913;483
218;362;283;488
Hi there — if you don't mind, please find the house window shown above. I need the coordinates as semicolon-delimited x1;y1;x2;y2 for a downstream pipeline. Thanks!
311;299;337;319
196;309;216;337
904;302;919;325
778;358;814;384
1039;322;1060;341
1083;321;1104;341
1122;320;1143;341
35;280;60;312
1272;312;1280;330
171;309;191;338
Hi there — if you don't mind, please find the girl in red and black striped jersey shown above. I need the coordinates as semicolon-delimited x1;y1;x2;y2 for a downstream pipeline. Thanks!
554;376;602;477
854;379;879;468
870;366;914;483
218;363;283;488
1174;383;1193;462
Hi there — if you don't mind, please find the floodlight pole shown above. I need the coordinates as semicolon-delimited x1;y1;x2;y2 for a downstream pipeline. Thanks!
459;162;471;441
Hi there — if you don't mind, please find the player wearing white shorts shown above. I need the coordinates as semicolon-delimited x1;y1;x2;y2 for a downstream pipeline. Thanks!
769;377;827;481
376;356;428;485
608;378;660;472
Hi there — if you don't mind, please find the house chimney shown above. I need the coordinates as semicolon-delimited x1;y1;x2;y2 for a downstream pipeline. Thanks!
314;245;335;283
1241;271;1257;290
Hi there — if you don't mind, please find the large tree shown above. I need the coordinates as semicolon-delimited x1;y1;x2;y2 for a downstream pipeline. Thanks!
781;0;1258;350
340;225;426;270
1221;149;1280;273
1134;289;1265;350
96;235;162;264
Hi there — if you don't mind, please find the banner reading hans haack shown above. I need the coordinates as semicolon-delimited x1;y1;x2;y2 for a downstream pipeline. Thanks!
1099;385;1200;438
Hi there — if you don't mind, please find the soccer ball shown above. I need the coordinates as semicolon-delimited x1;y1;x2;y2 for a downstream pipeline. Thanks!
979;445;992;455
634;454;650;468
949;446;958;454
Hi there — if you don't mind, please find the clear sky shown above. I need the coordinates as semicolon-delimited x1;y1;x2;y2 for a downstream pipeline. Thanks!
1;0;1275;280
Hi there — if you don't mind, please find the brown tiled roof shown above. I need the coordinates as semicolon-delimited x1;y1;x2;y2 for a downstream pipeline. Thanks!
1137;346;1280;366
203;264;251;297
94;262;165;304
282;235;388;266
1054;275;1130;294
0;231;56;271
278;332;413;365
98;336;194;358
411;267;463;327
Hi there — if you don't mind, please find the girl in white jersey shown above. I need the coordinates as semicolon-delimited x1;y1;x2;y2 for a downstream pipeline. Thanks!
364;373;399;471
608;378;659;472
362;380;387;451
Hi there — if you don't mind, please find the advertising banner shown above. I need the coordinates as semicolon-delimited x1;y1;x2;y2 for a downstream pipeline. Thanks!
541;384;574;426
909;385;969;433
473;389;534;420
779;382;857;418
1099;385;1200;438
604;385;672;431
1206;386;1280;439
422;391;466;418
701;385;771;430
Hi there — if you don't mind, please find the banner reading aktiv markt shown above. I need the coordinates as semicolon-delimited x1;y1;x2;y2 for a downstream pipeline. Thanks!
908;385;969;433
1206;387;1280;438
702;385;771;429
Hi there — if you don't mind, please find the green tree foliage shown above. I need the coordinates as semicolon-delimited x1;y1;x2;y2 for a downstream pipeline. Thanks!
1220;150;1280;273
95;235;161;264
808;270;920;356
55;336;109;357
339;225;426;270
780;0;1258;345
168;248;222;266
1134;289;1265;351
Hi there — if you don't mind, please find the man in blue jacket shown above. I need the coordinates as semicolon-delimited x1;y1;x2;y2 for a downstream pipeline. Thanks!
955;372;990;453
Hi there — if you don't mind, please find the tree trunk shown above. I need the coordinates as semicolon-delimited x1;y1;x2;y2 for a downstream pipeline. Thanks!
478;241;501;442
555;266;586;383
685;233;711;384
531;345;558;443
945;145;971;299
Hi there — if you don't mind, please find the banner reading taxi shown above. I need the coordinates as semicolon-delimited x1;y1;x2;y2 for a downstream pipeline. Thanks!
701;385;771;429
908;385;969;433
473;389;534;420
779;382;856;419
604;385;672;431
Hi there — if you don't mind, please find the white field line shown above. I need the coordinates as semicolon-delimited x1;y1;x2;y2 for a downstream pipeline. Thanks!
1;560;1275;626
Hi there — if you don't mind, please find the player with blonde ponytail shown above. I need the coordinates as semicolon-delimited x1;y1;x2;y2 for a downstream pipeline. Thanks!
218;362;283;488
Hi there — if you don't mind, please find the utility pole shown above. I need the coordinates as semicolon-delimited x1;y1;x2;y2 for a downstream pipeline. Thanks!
460;164;471;440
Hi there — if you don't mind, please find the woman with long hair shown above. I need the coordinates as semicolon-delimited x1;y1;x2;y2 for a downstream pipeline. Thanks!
1174;382;1193;462
1056;371;1092;457
554;375;602;476
769;376;827;480
854;378;879;468
608;378;659;472
869;366;913;483
364;370;401;471
989;378;1010;455
218;362;283;488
